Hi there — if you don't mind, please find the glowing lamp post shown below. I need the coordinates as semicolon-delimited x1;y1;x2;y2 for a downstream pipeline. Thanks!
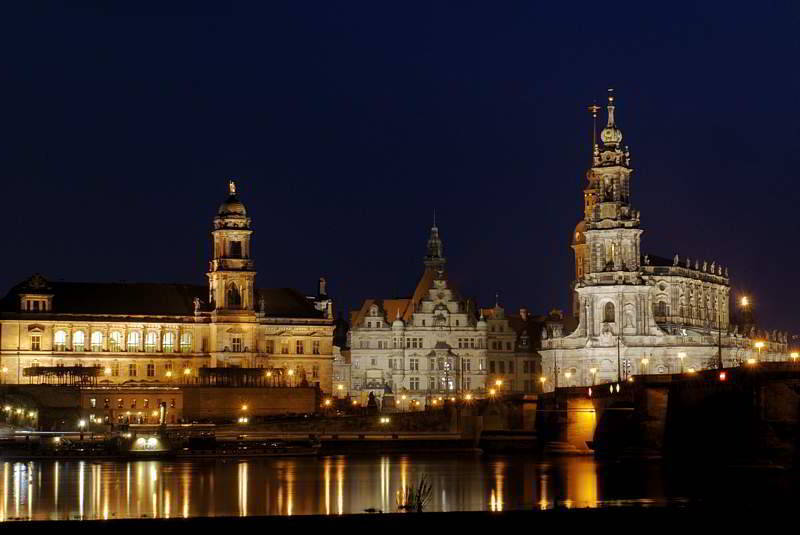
678;352;686;373
754;341;765;363
287;368;295;387
791;352;799;363
183;367;191;384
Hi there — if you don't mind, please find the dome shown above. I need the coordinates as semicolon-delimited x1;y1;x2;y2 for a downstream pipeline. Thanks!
218;195;246;217
217;180;247;217
476;313;488;330
392;317;404;330
600;126;622;147
572;221;587;246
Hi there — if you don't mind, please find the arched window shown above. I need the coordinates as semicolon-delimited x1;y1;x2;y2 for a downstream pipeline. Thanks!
180;333;192;353
109;331;122;352
163;332;175;352
54;330;67;351
145;332;158;352
127;331;141;352
603;302;615;323
91;331;103;352
73;331;85;352
227;283;241;308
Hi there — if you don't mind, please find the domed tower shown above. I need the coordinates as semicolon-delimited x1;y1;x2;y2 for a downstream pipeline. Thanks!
207;180;257;313
423;217;446;270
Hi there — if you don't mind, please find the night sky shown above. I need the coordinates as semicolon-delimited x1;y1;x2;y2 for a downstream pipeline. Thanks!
1;2;798;333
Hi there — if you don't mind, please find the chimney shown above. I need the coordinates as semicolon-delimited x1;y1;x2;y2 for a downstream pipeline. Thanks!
519;308;528;321
318;277;327;297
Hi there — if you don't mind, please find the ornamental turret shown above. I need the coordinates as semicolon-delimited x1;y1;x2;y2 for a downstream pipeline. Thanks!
207;180;257;312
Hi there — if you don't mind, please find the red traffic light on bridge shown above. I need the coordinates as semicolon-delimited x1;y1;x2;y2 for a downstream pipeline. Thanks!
719;371;727;382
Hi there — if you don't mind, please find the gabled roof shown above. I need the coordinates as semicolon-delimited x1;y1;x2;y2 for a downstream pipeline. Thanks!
350;266;442;327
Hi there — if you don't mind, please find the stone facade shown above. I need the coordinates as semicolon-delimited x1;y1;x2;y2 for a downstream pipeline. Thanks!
0;182;336;394
540;92;789;391
349;225;488;407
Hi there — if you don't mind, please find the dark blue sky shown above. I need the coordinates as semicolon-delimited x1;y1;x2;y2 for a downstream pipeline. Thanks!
1;2;798;333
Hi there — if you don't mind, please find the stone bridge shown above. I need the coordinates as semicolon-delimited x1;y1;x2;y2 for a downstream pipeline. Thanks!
536;363;800;465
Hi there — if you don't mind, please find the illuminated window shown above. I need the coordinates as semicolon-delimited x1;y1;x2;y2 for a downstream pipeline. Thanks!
232;336;243;352
73;331;85;352
128;331;141;352
295;340;304;354
109;331;122;352
312;340;320;355
54;330;67;351
161;332;174;352
117;398;123;408
90;398;96;408
31;334;41;351
145;332;158;352
91;331;103;352
180;333;191;352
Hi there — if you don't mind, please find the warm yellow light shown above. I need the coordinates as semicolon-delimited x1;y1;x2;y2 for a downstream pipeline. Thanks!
352;400;358;406
754;341;765;349
401;395;407;400
678;352;686;359
16;409;23;415
266;371;272;377
287;369;295;376
241;404;248;411
165;370;172;378
337;384;343;390
589;368;597;375
324;399;331;406
78;419;86;428
740;296;749;307
104;367;112;376
151;411;159;417
564;371;572;378
450;397;455;402
687;368;696;373
432;399;437;405
627;377;634;382
183;368;191;375
747;358;757;365
495;379;503;387
3;406;10;412
791;352;799;360
641;358;649;365
539;376;547;383
465;393;473;401
489;388;496;396
28;411;35;418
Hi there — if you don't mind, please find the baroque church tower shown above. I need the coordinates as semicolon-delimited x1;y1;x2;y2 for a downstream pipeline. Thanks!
207;180;257;315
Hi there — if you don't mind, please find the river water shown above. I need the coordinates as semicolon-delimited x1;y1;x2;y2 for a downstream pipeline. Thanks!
0;454;795;521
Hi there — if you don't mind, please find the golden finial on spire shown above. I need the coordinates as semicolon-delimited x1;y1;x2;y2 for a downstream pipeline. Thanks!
228;179;236;195
588;102;600;160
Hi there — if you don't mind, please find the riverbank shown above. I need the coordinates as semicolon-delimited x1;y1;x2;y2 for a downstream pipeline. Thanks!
0;505;793;531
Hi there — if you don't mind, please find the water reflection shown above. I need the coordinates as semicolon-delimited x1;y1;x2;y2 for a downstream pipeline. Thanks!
0;454;795;521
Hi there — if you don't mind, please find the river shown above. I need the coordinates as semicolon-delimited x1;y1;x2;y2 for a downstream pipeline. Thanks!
0;454;795;521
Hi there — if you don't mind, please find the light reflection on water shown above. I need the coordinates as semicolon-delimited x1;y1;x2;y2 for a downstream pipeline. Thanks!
0;454;793;521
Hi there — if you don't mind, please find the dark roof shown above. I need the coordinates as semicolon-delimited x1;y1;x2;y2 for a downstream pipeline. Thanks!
0;276;324;319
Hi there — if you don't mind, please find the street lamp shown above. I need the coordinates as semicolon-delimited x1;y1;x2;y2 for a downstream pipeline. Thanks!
678;352;686;373
287;368;295;387
754;341;765;362
791;352;799;363
641;358;649;375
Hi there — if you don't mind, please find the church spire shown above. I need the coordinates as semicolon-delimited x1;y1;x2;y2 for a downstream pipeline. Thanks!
423;222;446;269
600;88;623;148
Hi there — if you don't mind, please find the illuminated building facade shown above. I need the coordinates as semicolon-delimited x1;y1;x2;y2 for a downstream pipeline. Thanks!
349;224;488;407
0;182;335;393
540;92;789;391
